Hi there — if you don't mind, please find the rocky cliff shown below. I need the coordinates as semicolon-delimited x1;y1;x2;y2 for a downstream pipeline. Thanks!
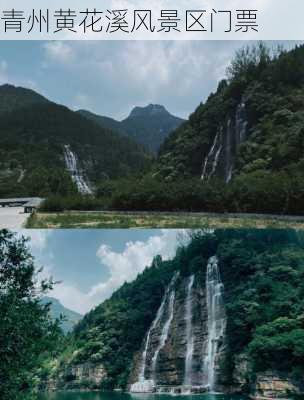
43;362;107;391
45;230;304;399
251;372;304;399
129;256;227;394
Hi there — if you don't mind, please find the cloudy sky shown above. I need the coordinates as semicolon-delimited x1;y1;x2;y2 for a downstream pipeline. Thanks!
0;40;300;120
20;229;183;314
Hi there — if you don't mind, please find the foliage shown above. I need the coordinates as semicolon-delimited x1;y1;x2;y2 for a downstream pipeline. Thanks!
217;229;304;379
80;104;184;154
41;172;304;215
0;85;151;198
156;43;304;202
0;230;63;400
49;230;304;390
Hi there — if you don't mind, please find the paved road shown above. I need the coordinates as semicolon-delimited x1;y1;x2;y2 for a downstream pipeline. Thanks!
0;207;29;229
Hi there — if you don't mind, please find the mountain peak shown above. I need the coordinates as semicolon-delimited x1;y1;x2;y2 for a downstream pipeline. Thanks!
129;104;169;118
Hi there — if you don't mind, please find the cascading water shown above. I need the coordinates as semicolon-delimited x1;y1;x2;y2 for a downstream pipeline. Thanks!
225;119;233;184
64;145;93;195
151;289;175;381
201;101;248;183
183;275;195;387
130;275;177;393
235;102;248;145
203;256;226;392
201;131;220;180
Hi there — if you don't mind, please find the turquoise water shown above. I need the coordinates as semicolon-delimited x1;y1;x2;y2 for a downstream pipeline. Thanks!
38;392;249;400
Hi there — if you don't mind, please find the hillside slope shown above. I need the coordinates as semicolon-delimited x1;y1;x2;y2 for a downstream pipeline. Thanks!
41;297;82;334
79;104;184;154
0;85;151;197
157;44;304;183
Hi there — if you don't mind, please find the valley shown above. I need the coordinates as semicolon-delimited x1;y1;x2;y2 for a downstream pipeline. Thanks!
2;43;304;218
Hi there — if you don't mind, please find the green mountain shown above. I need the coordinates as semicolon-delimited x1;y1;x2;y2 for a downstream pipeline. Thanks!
77;110;125;135
79;104;185;154
42;230;304;398
41;297;82;334
101;43;304;214
0;84;151;198
157;44;304;183
0;84;49;115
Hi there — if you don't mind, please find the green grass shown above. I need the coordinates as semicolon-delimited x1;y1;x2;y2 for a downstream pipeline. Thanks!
25;211;304;229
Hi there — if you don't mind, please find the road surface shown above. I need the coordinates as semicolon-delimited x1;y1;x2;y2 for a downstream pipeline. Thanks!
0;207;29;229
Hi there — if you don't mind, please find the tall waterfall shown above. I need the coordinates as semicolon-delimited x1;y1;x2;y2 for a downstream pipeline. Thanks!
151;289;175;381
64;145;93;195
201;101;248;183
203;256;226;392
235;102;248;145
183;275;195;386
130;275;177;393
201;131;220;180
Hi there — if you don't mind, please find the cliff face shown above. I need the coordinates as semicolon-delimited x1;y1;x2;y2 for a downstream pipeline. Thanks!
45;362;107;391
128;253;304;399
45;230;304;399
129;257;227;393
251;372;304;399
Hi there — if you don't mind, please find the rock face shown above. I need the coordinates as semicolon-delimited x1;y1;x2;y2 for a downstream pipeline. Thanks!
46;362;107;391
251;372;303;399
129;257;227;393
201;101;248;183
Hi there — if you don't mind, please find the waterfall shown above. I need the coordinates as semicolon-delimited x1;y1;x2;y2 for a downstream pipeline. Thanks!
130;275;177;393
226;102;248;183
235;102;248;145
151;288;175;381
183;275;195;386
201;131;220;180
203;256;226;392
210;144;222;178
225;119;233;184
63;145;93;195
201;101;248;183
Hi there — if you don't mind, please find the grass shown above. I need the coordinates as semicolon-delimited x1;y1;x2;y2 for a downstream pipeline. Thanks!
25;211;304;229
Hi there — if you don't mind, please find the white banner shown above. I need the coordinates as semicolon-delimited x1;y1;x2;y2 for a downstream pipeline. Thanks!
0;0;302;40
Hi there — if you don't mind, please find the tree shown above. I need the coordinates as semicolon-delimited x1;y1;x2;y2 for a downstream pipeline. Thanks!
0;230;61;400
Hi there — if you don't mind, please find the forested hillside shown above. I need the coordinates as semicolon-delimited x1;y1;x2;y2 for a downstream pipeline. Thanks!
0;85;151;198
158;43;304;181
101;44;304;215
41;230;304;398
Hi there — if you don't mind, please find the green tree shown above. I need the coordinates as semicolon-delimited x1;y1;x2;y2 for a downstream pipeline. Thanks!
0;230;61;400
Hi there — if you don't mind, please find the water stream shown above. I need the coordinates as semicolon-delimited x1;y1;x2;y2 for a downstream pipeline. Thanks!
183;275;195;386
64;145;93;195
203;256;226;391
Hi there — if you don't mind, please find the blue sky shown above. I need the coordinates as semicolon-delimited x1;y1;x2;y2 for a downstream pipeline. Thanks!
0;41;300;119
20;229;183;314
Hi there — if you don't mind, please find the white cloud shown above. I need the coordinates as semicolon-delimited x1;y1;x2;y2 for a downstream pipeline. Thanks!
90;229;181;301
51;282;93;315
48;230;183;314
43;42;75;64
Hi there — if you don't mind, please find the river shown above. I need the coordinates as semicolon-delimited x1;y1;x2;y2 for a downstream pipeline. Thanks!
38;392;249;400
